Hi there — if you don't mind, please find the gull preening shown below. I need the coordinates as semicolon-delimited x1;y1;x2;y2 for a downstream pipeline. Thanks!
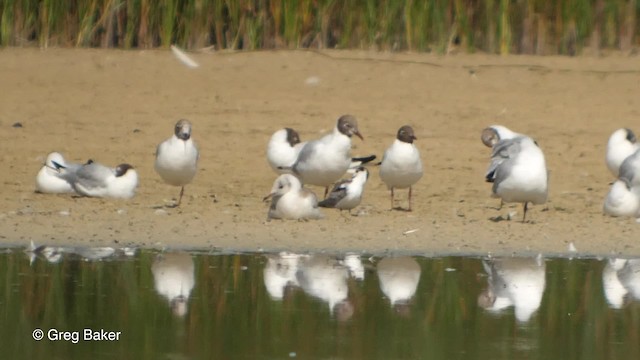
267;128;303;174
318;167;369;214
379;125;423;211
485;131;548;222
155;119;199;206
35;152;80;194
606;128;639;177
481;125;522;148
264;174;323;220
291;115;363;197
55;160;139;199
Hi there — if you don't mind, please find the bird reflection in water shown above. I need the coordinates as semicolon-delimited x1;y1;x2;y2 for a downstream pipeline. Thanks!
152;252;195;317
376;257;421;317
603;258;640;309
295;255;354;322
478;256;546;323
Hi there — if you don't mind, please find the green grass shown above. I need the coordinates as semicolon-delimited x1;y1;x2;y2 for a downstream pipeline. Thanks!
0;0;638;54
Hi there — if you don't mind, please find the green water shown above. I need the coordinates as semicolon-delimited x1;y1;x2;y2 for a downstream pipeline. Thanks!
0;247;639;359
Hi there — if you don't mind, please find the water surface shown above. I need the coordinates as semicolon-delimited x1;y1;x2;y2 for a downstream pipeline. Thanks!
1;246;639;359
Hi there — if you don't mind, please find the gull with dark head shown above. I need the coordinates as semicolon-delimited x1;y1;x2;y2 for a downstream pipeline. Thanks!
379;125;423;211
481;125;521;148
606;128;639;177
155;119;199;206
485;134;548;222
318;167;369;214
36;152;80;194
264;174;323;220
291;115;363;197
56;160;138;199
267;127;303;174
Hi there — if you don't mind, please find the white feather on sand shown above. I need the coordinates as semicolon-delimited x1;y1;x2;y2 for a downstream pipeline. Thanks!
170;45;199;69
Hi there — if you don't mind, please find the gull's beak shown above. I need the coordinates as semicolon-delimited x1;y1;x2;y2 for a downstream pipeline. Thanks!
353;130;363;141
262;193;274;202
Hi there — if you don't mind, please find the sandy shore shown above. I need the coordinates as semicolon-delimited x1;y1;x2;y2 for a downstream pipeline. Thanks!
0;48;638;256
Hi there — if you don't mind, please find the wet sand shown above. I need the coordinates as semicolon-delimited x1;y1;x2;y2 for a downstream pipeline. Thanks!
0;48;638;256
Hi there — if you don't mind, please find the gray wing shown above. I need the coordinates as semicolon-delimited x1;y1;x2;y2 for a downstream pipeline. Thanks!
267;193;284;219
485;138;521;186
619;149;640;186
75;163;113;189
292;140;318;169
318;180;350;208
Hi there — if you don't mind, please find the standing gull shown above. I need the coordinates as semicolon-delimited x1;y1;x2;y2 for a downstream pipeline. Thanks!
36;152;81;194
319;166;369;214
291;115;363;197
485;135;548;222
379;125;423;211
155;119;199;206
481;125;522;209
606;128;639;177
56;160;139;199
264;174;323;220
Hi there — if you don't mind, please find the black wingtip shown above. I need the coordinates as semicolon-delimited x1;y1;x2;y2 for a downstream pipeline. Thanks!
351;154;376;164
51;160;66;170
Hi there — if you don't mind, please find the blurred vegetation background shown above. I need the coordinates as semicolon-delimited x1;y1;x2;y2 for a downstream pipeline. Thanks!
0;0;638;55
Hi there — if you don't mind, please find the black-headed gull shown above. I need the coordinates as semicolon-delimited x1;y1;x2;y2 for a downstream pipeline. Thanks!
264;174;323;220
291;115;363;197
379;125;423;211
35;152;80;194
55;160;138;199
267;128;303;174
481;125;522;209
318;166;369;214
606;128;639;177
155;119;199;206
485;135;548;222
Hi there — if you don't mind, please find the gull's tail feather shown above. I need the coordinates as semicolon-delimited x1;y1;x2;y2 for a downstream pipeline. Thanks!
171;45;200;69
